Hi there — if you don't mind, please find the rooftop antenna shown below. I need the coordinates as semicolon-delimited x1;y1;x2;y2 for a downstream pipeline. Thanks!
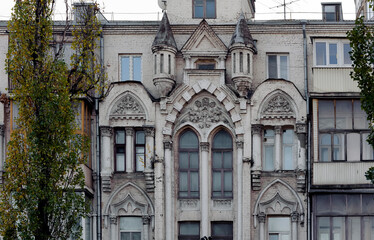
270;0;301;20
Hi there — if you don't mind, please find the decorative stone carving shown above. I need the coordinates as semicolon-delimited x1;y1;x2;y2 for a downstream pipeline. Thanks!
291;211;299;222
275;126;282;135
212;199;232;209
258;192;297;214
179;199;199;210
251;170;262;191
110;216;117;224
236;140;243;149
232;77;252;98
101;126;113;137
145;127;155;137
102;175;112;192
261;95;295;119
125;128;134;136
154;78;175;98
251;124;263;135
110;94;146;120
200;142;210;151
296;123;307;134
154;156;164;164
258;212;266;223
188;97;228;129
163;140;172;150
142;216;151;225
144;170;155;193
297;171;306;193
243;157;253;166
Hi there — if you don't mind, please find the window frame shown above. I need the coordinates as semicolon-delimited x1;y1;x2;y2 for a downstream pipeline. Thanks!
282;128;295;170
211;130;233;199
119;54;142;82
266;54;289;80
119;216;143;240
178;130;200;199
263;129;275;171
322;3;341;21
267;217;291;240
317;99;373;162
114;129;126;172
134;129;146;172
211;221;233;240
314;40;352;67
178;221;200;240
192;0;216;19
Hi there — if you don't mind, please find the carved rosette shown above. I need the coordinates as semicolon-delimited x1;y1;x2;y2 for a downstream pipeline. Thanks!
261;95;295;119
110;94;146;120
188;97;228;129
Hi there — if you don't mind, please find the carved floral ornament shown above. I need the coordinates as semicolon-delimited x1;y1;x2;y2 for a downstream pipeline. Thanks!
110;94;146;120
187;97;229;129
261;95;295;119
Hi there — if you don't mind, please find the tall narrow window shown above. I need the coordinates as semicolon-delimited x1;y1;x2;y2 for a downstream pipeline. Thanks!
135;130;145;172
263;129;275;171
193;0;216;18
179;130;199;198
233;53;236;73
239;52;243;72
168;54;171;74
120;55;142;82
247;53;251;74
267;54;289;80
154;54;157;74
282;129;294;170
212;130;233;198
119;217;142;240
160;53;164;74
115;130;126;172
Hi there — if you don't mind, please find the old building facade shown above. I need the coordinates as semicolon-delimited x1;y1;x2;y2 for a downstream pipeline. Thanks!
0;0;372;240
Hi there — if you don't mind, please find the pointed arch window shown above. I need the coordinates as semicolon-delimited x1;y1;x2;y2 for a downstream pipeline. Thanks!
179;130;200;198
212;130;233;198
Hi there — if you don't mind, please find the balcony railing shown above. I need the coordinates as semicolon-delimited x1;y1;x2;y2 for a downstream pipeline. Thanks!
311;67;359;93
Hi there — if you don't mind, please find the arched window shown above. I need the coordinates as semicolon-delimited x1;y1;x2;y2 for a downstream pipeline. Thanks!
212;130;233;198
179;130;199;198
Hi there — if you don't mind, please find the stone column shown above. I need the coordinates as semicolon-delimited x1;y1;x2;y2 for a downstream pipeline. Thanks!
125;128;134;173
164;139;173;240
291;211;299;240
154;156;165;240
258;212;266;240
296;123;307;170
274;126;282;171
252;124;263;170
145;127;155;170
236;140;243;240
200;142;210;237
142;216;150;240
110;216;117;240
101;127;113;192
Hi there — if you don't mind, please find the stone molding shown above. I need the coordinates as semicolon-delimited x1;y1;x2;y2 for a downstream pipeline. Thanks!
163;140;172;150
125;128;134;136
251;124;263;135
110;94;146;120
101;126;113;137
200;142;210;151
144;127;155;137
261;95;295;119
236;140;243;149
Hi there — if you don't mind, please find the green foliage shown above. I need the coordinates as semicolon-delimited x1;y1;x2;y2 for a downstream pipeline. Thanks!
347;2;374;183
0;0;105;239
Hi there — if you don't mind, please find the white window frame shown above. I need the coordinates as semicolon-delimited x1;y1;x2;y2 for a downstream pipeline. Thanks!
268;217;291;240
119;55;142;82
314;40;352;67
266;54;289;80
282;129;296;170
119;216;143;240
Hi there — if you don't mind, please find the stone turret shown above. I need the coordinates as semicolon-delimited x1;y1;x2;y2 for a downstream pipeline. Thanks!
229;13;256;97
152;13;177;98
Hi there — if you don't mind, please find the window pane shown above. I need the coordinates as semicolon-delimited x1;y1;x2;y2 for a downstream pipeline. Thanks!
347;133;360;161
331;194;346;214
206;0;215;18
348;217;361;240
329;43;338;64
180;131;198;149
336;100;352;129
190;172;199;192
116;130;126;144
347;194;361;214
213;171;221;192
190;152;199;169
121;233;130;240
179;172;188;192
180;222;200;236
133;56;141;81
121;57;130;81
224;171;232;192
363;217;374;240
268;217;291;232
133;233;141;240
333;217;345;240
212;222;233;236
264;145;274;170
317;217;330;240
283;129;293;144
344;43;352;65
316;42;327;65
319;100;334;129
269;234;279;240
354;100;368;129
116;152;125;171
362;194;374;214
213;152;222;168
136;131;145;144
316;195;330;214
213;131;232;149
223;152;233;168
136;147;145;171
362;133;374;160
268;55;277;78
283;146;293;170
179;152;189;169
333;134;345;160
320;134;331;162
194;0;204;18
280;55;288;80
120;217;142;231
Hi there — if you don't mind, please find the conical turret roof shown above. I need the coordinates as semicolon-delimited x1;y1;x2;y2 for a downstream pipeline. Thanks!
229;13;255;51
152;12;177;49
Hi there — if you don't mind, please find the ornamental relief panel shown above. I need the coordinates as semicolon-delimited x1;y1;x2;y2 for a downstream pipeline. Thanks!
261;95;295;119
177;97;232;130
110;94;146;120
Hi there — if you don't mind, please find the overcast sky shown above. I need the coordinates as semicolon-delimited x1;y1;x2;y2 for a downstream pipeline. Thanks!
0;0;356;21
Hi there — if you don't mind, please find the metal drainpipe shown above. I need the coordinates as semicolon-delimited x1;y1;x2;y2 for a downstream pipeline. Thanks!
302;21;311;240
96;31;104;240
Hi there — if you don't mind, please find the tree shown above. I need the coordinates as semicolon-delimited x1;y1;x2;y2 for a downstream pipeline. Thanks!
347;1;374;183
0;0;105;239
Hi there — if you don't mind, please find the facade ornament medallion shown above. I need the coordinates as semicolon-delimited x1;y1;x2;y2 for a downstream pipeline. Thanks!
261;95;295;119
101;126;113;137
188;97;228;129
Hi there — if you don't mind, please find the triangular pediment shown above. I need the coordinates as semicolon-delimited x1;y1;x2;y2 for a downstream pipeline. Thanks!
181;20;227;56
110;93;146;120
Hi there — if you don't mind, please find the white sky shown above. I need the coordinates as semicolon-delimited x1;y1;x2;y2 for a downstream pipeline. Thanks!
0;0;356;21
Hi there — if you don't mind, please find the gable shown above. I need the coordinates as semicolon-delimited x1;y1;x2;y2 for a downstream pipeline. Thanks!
181;20;227;56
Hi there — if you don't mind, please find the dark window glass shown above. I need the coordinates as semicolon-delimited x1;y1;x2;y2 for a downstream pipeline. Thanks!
135;130;145;172
194;0;216;18
115;130;126;172
179;222;200;240
211;222;233;240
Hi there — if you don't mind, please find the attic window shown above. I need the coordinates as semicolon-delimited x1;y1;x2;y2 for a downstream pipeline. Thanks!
196;59;216;70
193;0;216;19
322;3;342;21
